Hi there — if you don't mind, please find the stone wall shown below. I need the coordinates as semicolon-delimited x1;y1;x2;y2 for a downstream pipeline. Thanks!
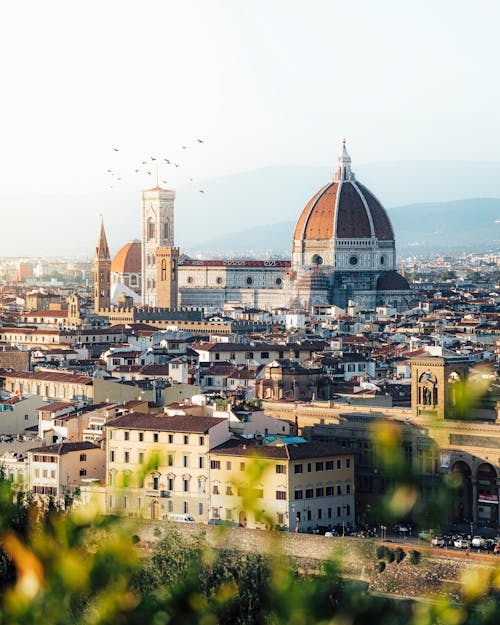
137;522;495;601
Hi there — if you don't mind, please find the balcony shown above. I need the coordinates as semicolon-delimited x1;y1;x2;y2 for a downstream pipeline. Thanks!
146;490;170;498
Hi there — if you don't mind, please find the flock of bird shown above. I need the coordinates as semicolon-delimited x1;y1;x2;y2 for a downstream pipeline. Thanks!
105;139;206;194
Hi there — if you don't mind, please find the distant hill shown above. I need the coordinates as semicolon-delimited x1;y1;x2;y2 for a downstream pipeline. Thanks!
187;198;500;256
4;161;500;256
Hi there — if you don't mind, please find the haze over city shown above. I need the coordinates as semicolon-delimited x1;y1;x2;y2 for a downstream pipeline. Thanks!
2;0;500;255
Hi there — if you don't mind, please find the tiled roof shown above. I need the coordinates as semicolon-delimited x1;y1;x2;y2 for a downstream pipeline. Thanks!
28;441;100;455
107;412;227;433
211;440;353;460
3;370;93;385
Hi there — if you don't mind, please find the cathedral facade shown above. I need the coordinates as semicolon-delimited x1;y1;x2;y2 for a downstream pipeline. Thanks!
104;141;412;313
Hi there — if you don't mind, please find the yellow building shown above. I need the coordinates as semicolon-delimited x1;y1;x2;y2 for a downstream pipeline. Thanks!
209;440;355;532
104;413;230;521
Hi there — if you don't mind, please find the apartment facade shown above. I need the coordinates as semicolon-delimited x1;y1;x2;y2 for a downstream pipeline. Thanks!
104;413;230;522
209;441;355;532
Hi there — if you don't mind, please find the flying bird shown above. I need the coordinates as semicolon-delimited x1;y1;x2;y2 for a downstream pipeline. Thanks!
174;163;180;167
197;139;204;143
113;147;119;151
147;171;152;175
142;161;147;165
199;190;204;194
151;156;156;160
164;158;170;163
162;180;168;184
182;146;187;149
189;178;193;182
106;169;112;173
135;169;140;173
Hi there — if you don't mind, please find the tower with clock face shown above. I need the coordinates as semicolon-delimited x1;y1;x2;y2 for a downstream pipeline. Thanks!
141;185;175;306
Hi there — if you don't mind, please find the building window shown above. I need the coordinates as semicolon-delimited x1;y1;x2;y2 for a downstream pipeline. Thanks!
346;484;351;494
138;453;144;464
168;500;173;512
275;277;282;285
183;479;189;492
326;485;333;496
110;450;115;462
275;464;286;474
152;476;159;490
168;454;174;466
226;485;233;496
80;453;87;462
305;488;313;499
246;277;253;285
161;258;167;281
327;507;332;519
346;504;351;516
277;512;284;524
183;435;189;445
294;489;303;500
276;490;286;500
124;431;129;441
346;458;351;469
226;508;233;521
211;460;220;470
316;462;324;472
240;462;246;471
168;434;173;443
124;452;129;463
79;469;87;477
199;457;204;469
183;455;188;468
212;484;219;495
307;463;312;473
316;487;324;497
336;485;342;495
139;432;144;442
168;477;174;490
326;461;333;471
154;433;159;443
318;509;322;520
199;503;203;516
349;255;358;266
183;502;188;514
260;352;269;359
294;464;303;474
199;436;204;446
336;459;341;470
226;461;232;470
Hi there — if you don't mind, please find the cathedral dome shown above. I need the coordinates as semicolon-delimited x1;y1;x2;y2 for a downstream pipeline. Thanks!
293;141;394;242
111;241;141;274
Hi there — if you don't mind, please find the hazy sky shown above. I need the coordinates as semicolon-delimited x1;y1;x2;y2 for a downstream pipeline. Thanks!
1;0;500;199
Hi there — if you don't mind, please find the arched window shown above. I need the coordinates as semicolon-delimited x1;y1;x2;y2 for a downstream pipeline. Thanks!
147;220;155;240
161;259;167;281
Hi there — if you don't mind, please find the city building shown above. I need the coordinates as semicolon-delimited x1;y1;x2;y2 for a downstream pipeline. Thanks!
209;440;355;531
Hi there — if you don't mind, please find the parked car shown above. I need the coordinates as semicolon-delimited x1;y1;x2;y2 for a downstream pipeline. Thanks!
471;536;485;548
431;536;445;547
325;530;340;537
454;538;471;549
418;530;432;541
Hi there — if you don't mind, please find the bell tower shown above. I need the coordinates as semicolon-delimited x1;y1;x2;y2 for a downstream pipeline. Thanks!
94;219;111;313
141;185;175;307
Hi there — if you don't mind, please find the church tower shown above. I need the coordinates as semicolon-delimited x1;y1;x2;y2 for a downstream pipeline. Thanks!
94;219;111;313
141;185;175;306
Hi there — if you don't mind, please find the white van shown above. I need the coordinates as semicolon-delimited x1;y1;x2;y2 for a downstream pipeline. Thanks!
167;513;195;523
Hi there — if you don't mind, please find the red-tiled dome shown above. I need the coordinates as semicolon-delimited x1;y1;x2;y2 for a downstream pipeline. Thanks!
111;241;141;274
293;143;394;242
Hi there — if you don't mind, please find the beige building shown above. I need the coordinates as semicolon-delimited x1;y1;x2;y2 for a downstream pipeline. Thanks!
104;413;230;521
2;370;94;402
209;440;355;532
28;441;105;504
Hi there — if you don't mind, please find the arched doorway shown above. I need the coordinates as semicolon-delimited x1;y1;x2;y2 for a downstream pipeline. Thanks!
451;461;472;523
476;463;498;528
152;498;160;521
239;510;247;527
